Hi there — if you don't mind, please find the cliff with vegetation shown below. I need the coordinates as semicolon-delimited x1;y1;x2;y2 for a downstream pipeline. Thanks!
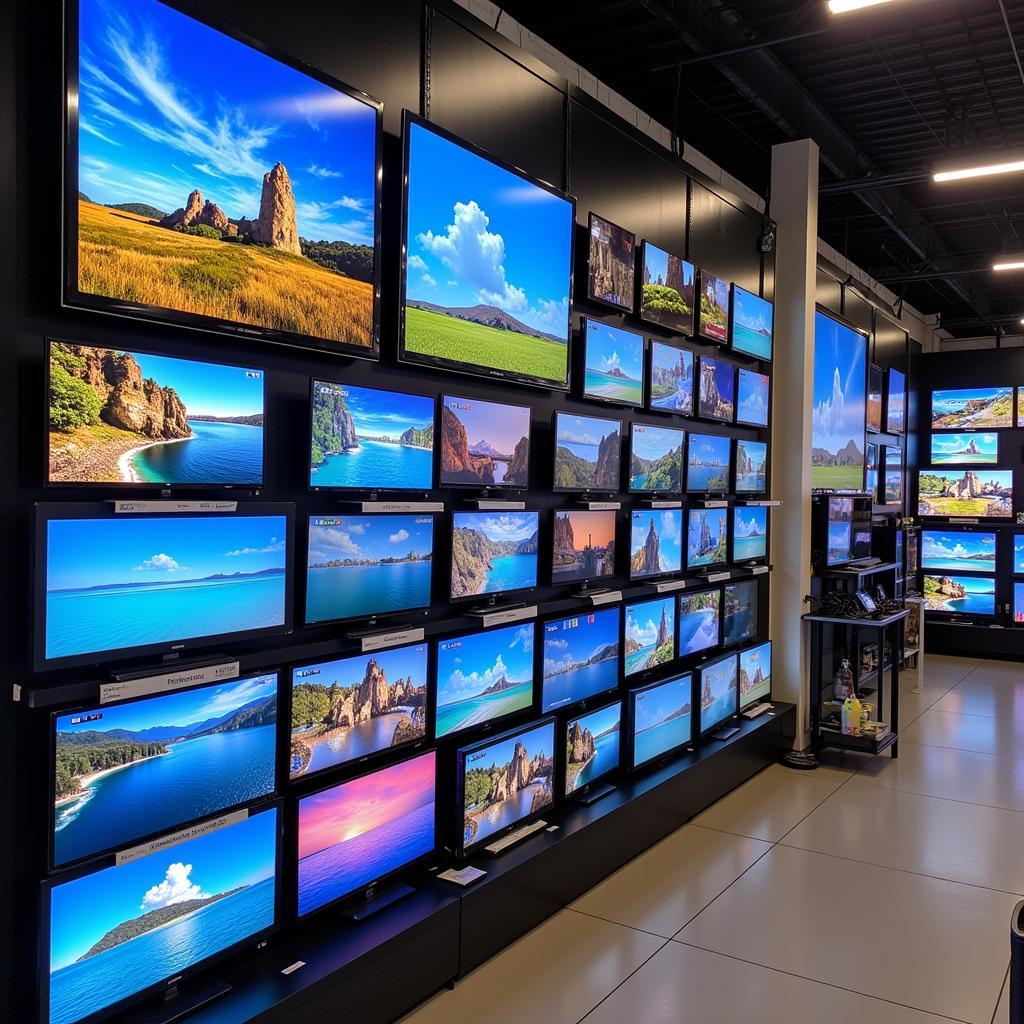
451;525;538;598
554;432;620;491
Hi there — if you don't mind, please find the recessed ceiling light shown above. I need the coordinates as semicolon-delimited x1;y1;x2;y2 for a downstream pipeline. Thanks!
826;0;896;14
934;159;1024;183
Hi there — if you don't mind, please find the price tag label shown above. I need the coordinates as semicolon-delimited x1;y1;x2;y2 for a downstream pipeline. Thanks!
361;628;426;653
100;661;240;704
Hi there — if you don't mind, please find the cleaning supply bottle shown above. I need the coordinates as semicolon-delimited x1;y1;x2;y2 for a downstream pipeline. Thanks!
834;658;853;700
842;692;863;737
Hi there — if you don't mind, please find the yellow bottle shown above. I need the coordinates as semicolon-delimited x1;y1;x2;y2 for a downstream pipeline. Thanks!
842;694;863;737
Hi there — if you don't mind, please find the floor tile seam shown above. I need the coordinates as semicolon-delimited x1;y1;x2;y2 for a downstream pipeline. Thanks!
919;706;1024;724
893;737;1024;765
571;933;674;1024
989;964;1010;1024
769;764;862;845
843;776;1024;815
565;906;677;942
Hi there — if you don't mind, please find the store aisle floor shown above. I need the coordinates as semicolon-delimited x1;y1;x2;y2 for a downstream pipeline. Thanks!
401;656;1018;1024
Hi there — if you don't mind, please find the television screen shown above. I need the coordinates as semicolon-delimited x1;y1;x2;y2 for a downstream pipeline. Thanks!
629;424;684;494
542;608;620;713
723;581;758;646
639;242;695;335
687;508;728;569
401;115;573;389
451;511;539;600
921;530;997;574
732;506;768;564
587;213;635;312
1019;389;1024;428
698;271;730;344
922;574;996;616
624;597;676;677
310;381;434;491
866;365;883;433
1016;581;1024;624
305;513;434;624
930;432;998;465
648;341;694;415
583;319;644;407
883;446;903;504
932;388;1013;430
700;654;738;734
735;368;770;428
678;588;721;658
440;395;531;488
886;368;907;434
820;496;873;567
735;439;768;494
47;341;264;488
739;641;772;710
1016;535;1024;574
68;0;380;356
297;751;436;917
730;286;773;361
458;719;555;853
435;623;535;739
565;702;622;796
698;355;735;422
917;470;1013;518
45;806;278;1024
865;442;879;500
551;509;616;585
630;509;683;580
630;674;692;768
553;412;622;493
812;311;866;490
290;644;428;779
37;505;290;670
686;432;731;493
53;674;277;869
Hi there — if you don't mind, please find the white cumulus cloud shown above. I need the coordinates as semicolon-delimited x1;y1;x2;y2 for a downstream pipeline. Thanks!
140;862;208;912
132;553;186;572
389;529;410;544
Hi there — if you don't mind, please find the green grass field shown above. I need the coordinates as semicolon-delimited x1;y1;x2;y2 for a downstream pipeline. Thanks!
404;306;568;383
811;466;864;490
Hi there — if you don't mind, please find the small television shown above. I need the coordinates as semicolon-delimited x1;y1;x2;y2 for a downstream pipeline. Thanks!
435;623;536;739
456;718;555;856
648;341;694;416
47;340;265;489
930;432;998;466
440;394;531;489
35;503;292;672
1016;535;1024;574
732;506;769;564
811;495;873;569
297;751;436;917
739;640;772;711
542;608;620;713
699;653;739;735
883;446;903;504
735;439;768;494
723;580;759;647
687;507;728;570
866;364;883;433
628;423;684;494
587;213;636;312
865;442;879;501
686;432;731;494
290;643;428;780
697;270;730;344
639;242;695;336
630;509;683;580
52;673;278;870
921;530;997;574
735;368;770;428
698;354;735;422
44;805;279;1024
551;509;616;585
310;380;434;492
922;574;996;617
729;285;773;361
624;596;676;678
628;674;693;769
583;319;645;407
931;387;1013;430
1015;581;1024;625
1019;388;1024;428
553;412;622;493
677;588;721;660
886;367;907;434
917;469;1013;519
451;511;539;600
305;513;434;625
565;701;622;797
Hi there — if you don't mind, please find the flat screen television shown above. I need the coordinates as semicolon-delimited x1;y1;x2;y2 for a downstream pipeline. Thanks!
639;242;695;335
440;394;531;489
677;588;721;659
739;640;772;711
922;574;996;617
921;530;997;574
309;380;434;492
628;424;684;494
551;509;616;585
52;673;278;870
1015;581;1024;625
697;270;730;344
930;432;998;466
290;643;428;780
553;412;622;493
698;354;735;422
812;495;873;568
400;113;574;390
630;509;684;580
686;432;731;494
542;608;620;713
456;718;555;856
583;319;644;407
65;0;381;358
723;580;759;647
735;368;770;428
565;701;622;796
624;597;676;678
47;340;265;488
735;439;768;494
699;653;738;735
866;364;883;433
1019;388;1024;428
648;341;694;416
1016;535;1024;574
865;442;879;500
886;367;907;434
305;513;434;624
587;213;635;312
732;506;769;564
917;469;1013;519
44;805;279;1024
435;623;536;739
883;446;903;504
628;674;693;769
729;285;773;361
296;751;436;917
932;388;1013;430
687;507;728;570
35;503;292;672
450;511;539;601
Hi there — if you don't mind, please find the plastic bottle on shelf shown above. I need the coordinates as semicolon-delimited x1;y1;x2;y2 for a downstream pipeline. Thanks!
842;693;863;737
834;658;853;700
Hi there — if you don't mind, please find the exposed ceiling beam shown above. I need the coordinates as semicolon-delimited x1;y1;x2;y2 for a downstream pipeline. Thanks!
820;169;930;194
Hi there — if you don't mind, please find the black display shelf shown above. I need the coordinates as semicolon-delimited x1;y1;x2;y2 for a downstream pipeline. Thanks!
815;561;899;580
802;609;910;629
817;727;897;756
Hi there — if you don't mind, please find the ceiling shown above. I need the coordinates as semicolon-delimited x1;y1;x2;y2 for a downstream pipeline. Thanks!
497;0;1024;337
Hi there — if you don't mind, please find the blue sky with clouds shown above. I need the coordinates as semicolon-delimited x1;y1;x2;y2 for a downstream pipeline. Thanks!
633;674;691;733
293;644;428;695
631;510;683;573
585;321;644;381
625;597;675;651
307;514;434;564
318;383;433;439
543;609;619;679
437;623;534;704
463;720;552;774
813;311;867;456
125;349;262;418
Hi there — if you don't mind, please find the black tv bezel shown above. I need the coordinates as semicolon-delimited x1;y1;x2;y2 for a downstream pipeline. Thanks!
696;268;730;346
586;212;637;314
62;0;384;361
627;421;685;496
685;431;733;496
728;283;774;363
919;527;999;575
730;504;770;566
562;699;623;798
931;387;1016;431
552;410;623;495
915;468;1015;521
865;441;880;502
921;571;998;620
637;241;696;337
885;366;907;435
722;580;759;649
44;338;268;491
698;652;739;736
734;366;771;429
685;505;729;573
676;586;723;663
866;363;884;434
812;494;874;569
308;378;437;494
398;110;575;392
580;317;646;410
34;501;295;673
696;352;736;424
928;430;1000;467
627;672;694;771
540;607;621;715
622;595;677;682
438;393;533;492
882;445;904;504
738;639;772;713
549;508;618;587
734;437;770;496
646;338;695;418
39;800;283;1024
448;509;540;603
628;507;684;582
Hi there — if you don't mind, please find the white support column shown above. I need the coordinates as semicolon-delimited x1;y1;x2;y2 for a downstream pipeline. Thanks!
769;139;819;750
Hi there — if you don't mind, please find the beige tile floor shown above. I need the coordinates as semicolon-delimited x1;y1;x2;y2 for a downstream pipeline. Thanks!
401;655;1020;1024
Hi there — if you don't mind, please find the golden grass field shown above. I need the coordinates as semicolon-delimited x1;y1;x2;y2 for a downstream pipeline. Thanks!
76;201;373;346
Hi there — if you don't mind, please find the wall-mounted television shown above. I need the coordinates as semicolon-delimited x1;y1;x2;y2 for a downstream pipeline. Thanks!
628;424;684;494
1015;581;1024;625
735;368;770;428
624;597;676;678
400;113;574;390
440;395;531;489
739;640;772;711
699;653;738;735
628;674;692;769
917;470;1013;519
587;213;635;312
921;530;997;574
686;432;731;494
697;270;730;344
930;432;998;466
677;588;721;659
551;509;616;585
865;442;879;501
922;574;996;617
648;341;694;415
812;495;873;568
686;507;728;570
1016;535;1024;574
639;242;695;335
698;354;735;422
290;643;428;780
735;439;769;494
630;509;683;581
565;701;622;797
553;412;622;493
732;506;768;564
931;388;1013;430
866;364;883;433
66;0;382;358
542;608;620;713
729;285;773;361
582;319;644;407
450;511;539;600
723;580;759;647
883;446;903;504
886;367;907;434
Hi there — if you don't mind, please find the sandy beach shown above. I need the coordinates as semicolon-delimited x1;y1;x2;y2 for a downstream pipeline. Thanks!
55;750;169;810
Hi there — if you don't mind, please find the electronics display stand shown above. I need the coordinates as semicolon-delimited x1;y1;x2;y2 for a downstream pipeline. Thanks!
467;487;526;511
133;980;232;1024
638;496;682;509
341;881;417;922
107;651;235;683
570;580;622;604
572;782;616;806
709;722;740;741
576;493;621;511
341;491;444;513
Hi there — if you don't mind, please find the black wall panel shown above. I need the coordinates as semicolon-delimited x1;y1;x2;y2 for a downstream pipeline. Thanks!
843;290;874;339
687;181;763;293
874;311;909;372
816;269;843;314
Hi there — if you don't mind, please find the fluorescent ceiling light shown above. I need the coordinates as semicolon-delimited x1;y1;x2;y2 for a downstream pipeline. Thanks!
993;260;1024;272
934;159;1024;183
826;0;895;13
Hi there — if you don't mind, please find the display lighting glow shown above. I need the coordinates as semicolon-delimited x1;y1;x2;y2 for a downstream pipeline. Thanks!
826;0;896;12
993;259;1024;272
934;159;1024;184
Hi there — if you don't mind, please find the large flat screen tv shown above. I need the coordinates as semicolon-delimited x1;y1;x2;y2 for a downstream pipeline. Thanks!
630;509;683;581
305;513;434;624
736;368;770;428
551;509;616;585
587;213;636;312
450;511;539;600
47;340;265;488
686;432;731;494
648;341;694;415
730;285;773;361
565;701;622;797
922;574;996;617
296;751;436;917
541;607;620;713
1016;535;1024;574
65;0;381;357
865;442;879;501
553;412;622;493
628;424;684;495
629;673;692;769
678;588;721;660
732;506;768;564
290;643;428;780
723;581;759;647
44;805;279;1024
883;445;903;504
639;242;695;335
917;470;1013;519
624;597;676;678
697;270;730;344
735;439;769;494
921;530;997;574
866;364;883;434
699;653;738;735
739;640;772;711
698;354;735;422
36;503;292;671
930;432;998;465
440;395;531;489
687;507;728;570
583;319;644;407
931;388;1013;430
886;367;907;434
400;113;574;389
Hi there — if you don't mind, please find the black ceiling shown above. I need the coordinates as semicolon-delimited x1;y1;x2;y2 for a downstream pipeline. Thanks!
497;0;1024;336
